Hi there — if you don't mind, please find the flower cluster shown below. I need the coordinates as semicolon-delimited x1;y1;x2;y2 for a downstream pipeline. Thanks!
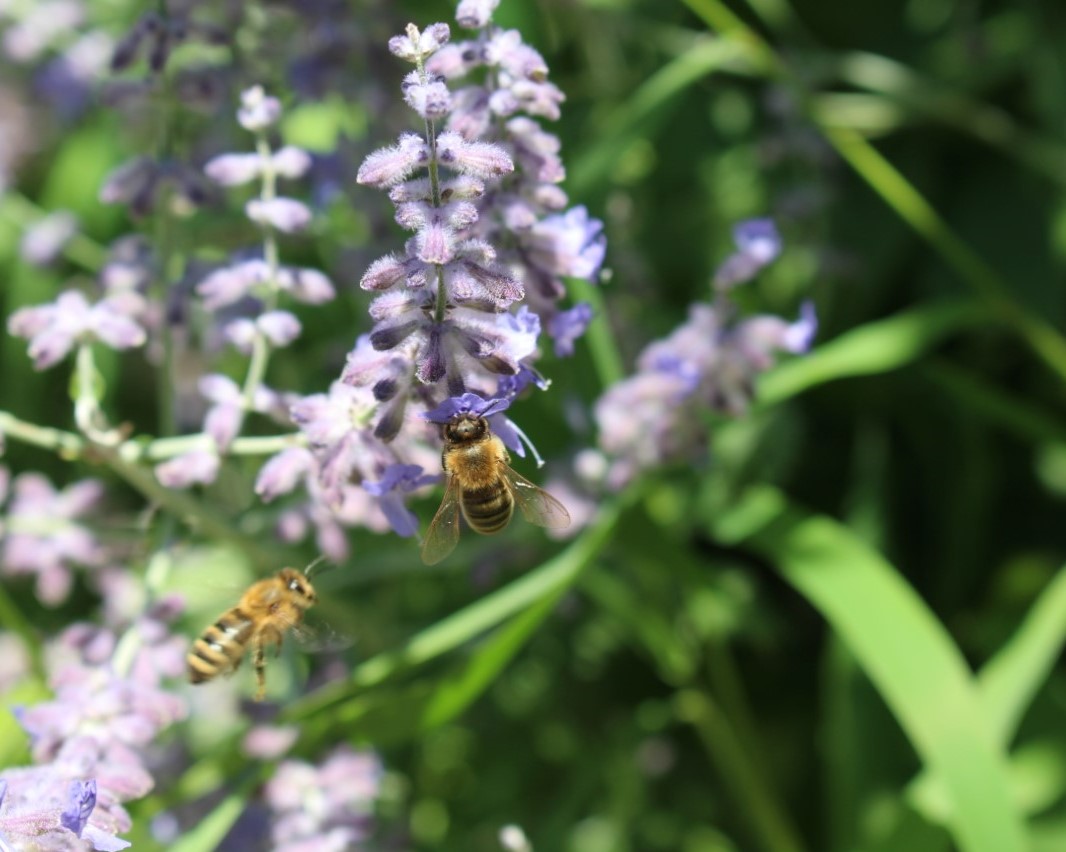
0;601;187;851
157;87;329;490
594;219;816;488
0;469;108;606
263;746;383;851
8;289;147;370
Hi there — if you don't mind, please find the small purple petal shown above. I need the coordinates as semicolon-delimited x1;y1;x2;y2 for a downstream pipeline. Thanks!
61;778;97;836
784;301;818;352
734;218;781;264
357;133;428;188
204;152;263;186
238;85;281;130
154;450;220;488
255;447;313;501
285;267;336;304
422;392;511;423
21;211;79;266
548;303;593;357
258;310;302;347
245;197;313;233
714;218;782;288
272;146;312;179
204;402;242;450
456;0;500;28
436;131;513;179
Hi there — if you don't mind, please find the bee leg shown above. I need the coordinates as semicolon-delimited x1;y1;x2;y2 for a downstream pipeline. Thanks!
253;635;267;702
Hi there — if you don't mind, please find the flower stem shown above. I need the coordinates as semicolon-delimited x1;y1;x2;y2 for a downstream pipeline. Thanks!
674;689;807;852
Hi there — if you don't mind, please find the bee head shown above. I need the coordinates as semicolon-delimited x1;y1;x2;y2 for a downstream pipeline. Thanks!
444;414;488;444
279;568;317;608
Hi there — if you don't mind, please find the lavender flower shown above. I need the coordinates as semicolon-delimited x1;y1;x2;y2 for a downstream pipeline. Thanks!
1;603;187;851
714;218;783;289
264;746;383;852
0;472;107;605
20;210;79;267
8;290;147;369
594;218;816;488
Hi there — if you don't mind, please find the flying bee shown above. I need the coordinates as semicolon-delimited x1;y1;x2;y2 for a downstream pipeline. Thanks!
187;565;319;701
421;413;571;565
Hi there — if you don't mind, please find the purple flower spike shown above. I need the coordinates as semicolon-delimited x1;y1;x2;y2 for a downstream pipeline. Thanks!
714;217;782;289
362;464;438;537
422;392;511;423
61;778;97;836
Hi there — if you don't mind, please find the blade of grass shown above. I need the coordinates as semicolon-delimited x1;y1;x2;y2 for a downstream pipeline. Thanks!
680;0;1066;386
284;492;630;721
908;565;1066;820
755;299;990;406
569;36;748;194
710;485;1029;852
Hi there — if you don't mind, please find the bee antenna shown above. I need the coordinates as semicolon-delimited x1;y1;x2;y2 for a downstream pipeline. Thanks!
304;555;330;578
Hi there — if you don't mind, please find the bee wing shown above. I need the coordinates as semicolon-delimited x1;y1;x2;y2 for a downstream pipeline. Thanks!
503;467;572;530
422;474;463;565
291;621;354;653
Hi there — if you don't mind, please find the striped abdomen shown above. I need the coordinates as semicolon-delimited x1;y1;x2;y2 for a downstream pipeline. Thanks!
187;608;254;684
460;481;514;534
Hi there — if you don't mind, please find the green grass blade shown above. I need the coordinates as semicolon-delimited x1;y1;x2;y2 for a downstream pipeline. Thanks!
711;486;1029;852
756;300;990;406
285;495;628;721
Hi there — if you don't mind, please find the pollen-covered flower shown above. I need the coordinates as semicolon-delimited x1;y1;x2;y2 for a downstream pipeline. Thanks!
8;289;147;369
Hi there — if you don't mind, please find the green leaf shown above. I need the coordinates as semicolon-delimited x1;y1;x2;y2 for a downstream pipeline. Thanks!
284;495;629;722
756;300;991;407
908;565;1066;820
710;486;1029;852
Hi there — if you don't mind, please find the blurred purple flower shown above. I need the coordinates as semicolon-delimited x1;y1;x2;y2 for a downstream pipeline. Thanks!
594;220;815;486
2;605;187;851
526;206;606;281
245;197;313;233
362;464;437;537
548;302;593;357
265;746;383;852
1;473;106;606
20;210;79;267
238;85;281;131
714;218;782;288
8;290;147;369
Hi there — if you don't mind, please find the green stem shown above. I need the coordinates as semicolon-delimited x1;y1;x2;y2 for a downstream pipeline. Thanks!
675;689;807;852
240;135;281;416
567;276;626;389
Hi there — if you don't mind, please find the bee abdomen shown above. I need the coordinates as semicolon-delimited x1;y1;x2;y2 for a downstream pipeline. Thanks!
187;609;253;683
461;485;513;534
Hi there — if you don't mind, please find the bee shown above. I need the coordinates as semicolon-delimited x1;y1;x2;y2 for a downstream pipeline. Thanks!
187;566;318;701
421;413;570;565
